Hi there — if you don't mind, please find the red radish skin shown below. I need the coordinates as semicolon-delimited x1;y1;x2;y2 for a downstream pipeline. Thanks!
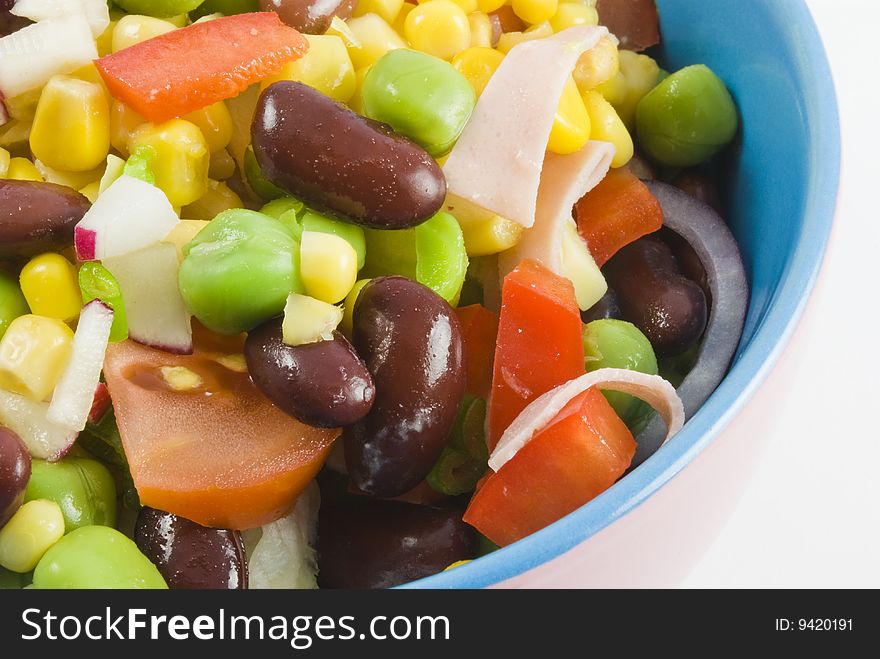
88;382;111;424
74;228;97;261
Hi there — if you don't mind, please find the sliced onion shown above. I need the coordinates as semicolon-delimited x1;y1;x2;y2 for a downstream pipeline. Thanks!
632;181;749;465
489;368;684;472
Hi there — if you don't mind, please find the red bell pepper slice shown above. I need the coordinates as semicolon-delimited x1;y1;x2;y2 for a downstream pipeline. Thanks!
455;304;499;400
486;260;584;451
464;387;636;546
574;167;663;267
95;12;308;124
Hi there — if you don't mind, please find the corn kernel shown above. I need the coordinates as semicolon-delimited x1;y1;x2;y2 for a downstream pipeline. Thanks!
160;366;203;392
418;0;478;12
444;559;472;570
300;231;359;304
208;149;236;181
30;76;110;173
582;90;633;167
594;69;626;106
165;14;190;28
346;14;407;69
561;219;606;310
393;2;417;33
477;0;505;12
181;180;243;222
71;63;107;88
496;21;553;53
354;0;406;23
5;158;44;182
468;11;493;47
96;19;117;57
213;353;247;373
110;100;145;157
128;119;210;208
112;15;177;53
183;102;234;154
549;2;597;31
164;219;210;262
33;161;104;192
3;88;41;123
350;67;372;114
445;195;524;256
512;0;558;25
573;35;619;92
547;76;591;154
0;500;65;573
79;180;101;204
452;47;504;97
326;16;362;49
0;315;74;402
405;1;472;61
19;253;83;322
613;50;662;129
341;278;371;338
282;293;344;346
261;35;356;103
0;147;10;178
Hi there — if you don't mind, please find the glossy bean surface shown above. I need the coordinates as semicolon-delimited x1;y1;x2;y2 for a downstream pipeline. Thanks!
581;287;622;324
0;428;30;529
24;458;117;533
252;82;446;229
245;319;375;428
260;0;355;34
0;180;91;258
345;276;465;497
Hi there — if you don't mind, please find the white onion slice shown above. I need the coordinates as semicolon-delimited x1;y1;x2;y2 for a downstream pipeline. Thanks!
0;389;78;460
11;0;110;37
490;368;684;472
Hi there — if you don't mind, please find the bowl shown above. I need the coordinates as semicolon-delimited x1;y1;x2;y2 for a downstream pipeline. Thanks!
405;0;840;588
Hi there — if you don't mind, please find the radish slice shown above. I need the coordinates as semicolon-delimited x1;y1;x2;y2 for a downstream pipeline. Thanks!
0;92;7;128
490;368;684;472
88;381;111;425
74;175;179;261
0;14;97;98
442;26;607;229
103;242;193;355
11;0;109;37
46;300;114;432
633;182;749;465
0;389;78;460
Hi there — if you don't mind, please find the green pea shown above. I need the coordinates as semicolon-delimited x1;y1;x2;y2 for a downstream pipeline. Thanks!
0;271;30;340
260;198;305;240
191;0;259;17
362;49;476;157
244;146;286;201
636;64;739;167
427;396;487;495
79;262;128;342
583;319;658;424
123;145;157;186
24;458;117;534
363;211;468;304
301;210;366;270
113;0;207;17
33;526;167;589
179;209;304;334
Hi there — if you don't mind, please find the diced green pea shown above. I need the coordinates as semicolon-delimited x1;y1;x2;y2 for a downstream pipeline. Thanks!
78;262;128;342
24;458;117;534
123;145;157;186
191;0;259;17
244;146;286;201
0;271;30;340
427;396;487;495
260;198;305;240
301;210;366;270
113;0;207;18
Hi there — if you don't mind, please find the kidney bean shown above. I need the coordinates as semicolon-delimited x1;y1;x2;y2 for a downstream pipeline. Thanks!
251;82;446;229
0;5;30;38
0;427;30;529
581;287;622;324
603;236;708;357
317;500;478;589
245;318;375;428
659;227;710;302
134;507;247;589
259;0;355;34
345;276;465;497
672;169;723;214
0;180;91;258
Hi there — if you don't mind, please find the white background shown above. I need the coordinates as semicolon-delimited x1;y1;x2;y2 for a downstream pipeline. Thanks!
682;0;880;587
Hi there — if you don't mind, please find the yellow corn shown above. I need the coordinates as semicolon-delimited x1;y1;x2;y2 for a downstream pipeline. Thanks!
354;0;406;23
5;158;44;182
29;76;110;173
346;14;407;69
594;69;626;106
468;11;493;47
128;119;210;208
79;180;101;204
3;88;41;123
350;67;372;114
405;1;472;61
612;50;662;129
96;19;117;57
561;219;606;310
418;0;478;12
0;147;10;178
282;293;344;346
446;195;524;256
33;161;104;192
181;180;243;222
444;559;472;570
476;0;505;13
183;102;234;154
160;366;203;392
573;35;619;93
164;219;210;262
165;14;190;27
582;90;633;167
19;253;83;322
70;63;107;89
512;0;558;25
549;2;597;31
208;149;236;181
300;231;358;304
393;2;417;33
0;315;74;402
497;21;553;53
452;47;504;97
261;35;356;103
110;100;146;157
112;15;177;52
326;16;362;49
0;500;65;573
341;278;371;338
547;76;591;155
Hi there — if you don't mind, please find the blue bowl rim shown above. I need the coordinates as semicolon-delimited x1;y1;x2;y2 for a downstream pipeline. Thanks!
404;0;841;589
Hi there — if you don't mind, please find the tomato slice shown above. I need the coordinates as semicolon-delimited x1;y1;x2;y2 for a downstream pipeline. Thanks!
454;304;499;400
464;387;636;546
95;12;308;124
103;330;337;530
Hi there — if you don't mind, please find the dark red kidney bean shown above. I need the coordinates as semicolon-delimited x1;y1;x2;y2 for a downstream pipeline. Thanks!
245;319;375;428
603;236;708;357
317;501;478;589
345;277;465;497
259;0;355;34
252;82;446;229
0;7;31;38
672;170;723;214
0;427;31;529
134;508;247;590
0;180;91;258
581;287;622;324
659;227;710;303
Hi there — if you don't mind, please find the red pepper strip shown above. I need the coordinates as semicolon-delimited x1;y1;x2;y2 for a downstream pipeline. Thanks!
455;304;499;401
